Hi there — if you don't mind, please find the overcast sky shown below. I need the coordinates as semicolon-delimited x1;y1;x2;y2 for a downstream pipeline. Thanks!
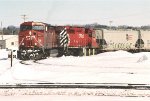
0;0;150;27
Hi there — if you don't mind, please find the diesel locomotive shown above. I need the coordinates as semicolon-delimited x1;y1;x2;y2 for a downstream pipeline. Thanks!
17;21;99;60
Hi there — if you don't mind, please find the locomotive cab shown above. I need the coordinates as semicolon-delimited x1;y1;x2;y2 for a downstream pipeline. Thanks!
18;22;48;60
19;22;45;49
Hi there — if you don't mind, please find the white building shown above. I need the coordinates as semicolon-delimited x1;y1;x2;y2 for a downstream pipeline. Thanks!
0;35;18;50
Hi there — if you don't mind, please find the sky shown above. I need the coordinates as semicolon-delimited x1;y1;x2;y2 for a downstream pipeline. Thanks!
0;0;150;27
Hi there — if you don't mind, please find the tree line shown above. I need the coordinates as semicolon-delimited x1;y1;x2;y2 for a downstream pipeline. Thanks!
85;23;150;30
0;24;150;35
0;25;19;35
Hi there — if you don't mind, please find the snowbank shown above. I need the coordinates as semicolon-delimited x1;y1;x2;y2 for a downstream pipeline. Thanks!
0;50;150;84
0;49;9;60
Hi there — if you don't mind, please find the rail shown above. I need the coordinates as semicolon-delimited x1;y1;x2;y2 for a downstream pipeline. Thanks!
0;83;150;90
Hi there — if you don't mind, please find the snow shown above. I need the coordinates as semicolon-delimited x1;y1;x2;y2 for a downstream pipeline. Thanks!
1;88;150;96
1;95;150;101
1;49;150;98
0;50;150;84
0;49;9;60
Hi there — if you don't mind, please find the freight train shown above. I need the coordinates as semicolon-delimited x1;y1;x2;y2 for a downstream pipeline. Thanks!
17;21;150;60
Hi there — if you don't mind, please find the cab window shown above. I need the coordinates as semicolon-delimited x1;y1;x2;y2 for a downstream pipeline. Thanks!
20;25;32;31
32;25;44;30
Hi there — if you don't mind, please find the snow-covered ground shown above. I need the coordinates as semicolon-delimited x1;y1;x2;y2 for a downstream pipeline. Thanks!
0;49;150;84
1;49;150;99
1;95;150;101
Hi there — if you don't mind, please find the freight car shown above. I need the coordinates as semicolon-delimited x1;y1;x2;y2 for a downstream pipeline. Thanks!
94;28;146;52
17;21;98;60
140;30;150;50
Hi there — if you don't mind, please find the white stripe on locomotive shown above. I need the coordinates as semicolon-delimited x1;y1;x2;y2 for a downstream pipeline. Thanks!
59;28;69;47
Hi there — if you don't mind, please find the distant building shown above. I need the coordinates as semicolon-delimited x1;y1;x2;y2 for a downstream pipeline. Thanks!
0;35;18;50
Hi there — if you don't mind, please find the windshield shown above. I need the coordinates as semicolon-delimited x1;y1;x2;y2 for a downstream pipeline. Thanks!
32;25;44;30
20;25;32;31
20;25;44;31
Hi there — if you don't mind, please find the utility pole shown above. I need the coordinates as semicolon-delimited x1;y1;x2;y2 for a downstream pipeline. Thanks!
1;21;3;40
11;50;13;67
21;14;27;22
109;21;113;29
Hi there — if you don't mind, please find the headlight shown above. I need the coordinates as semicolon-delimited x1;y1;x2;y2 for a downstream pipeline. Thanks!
29;31;32;35
22;43;24;45
35;43;37;45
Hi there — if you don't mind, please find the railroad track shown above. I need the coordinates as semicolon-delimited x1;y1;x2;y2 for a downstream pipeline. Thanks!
18;61;150;90
1;83;150;97
0;83;150;90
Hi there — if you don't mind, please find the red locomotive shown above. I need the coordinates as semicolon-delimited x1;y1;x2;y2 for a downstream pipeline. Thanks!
18;22;62;59
17;21;98;60
59;26;98;56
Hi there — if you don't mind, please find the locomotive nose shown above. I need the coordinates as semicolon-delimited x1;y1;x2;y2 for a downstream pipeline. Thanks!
22;30;37;48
